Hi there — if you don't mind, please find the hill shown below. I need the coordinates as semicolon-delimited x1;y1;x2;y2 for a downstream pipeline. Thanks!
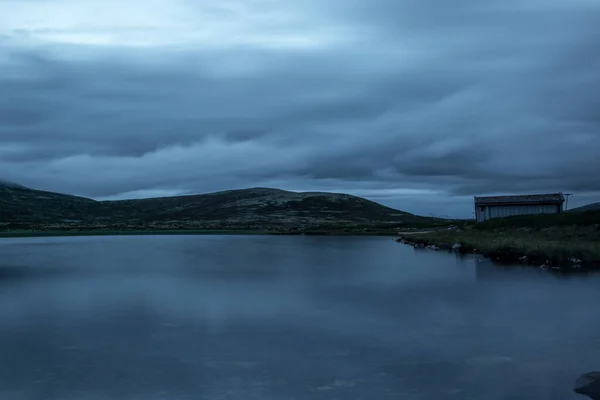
0;180;28;189
0;184;448;234
0;182;99;224
570;202;600;212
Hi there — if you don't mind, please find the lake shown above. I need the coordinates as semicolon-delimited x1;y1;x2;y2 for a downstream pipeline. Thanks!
0;235;599;400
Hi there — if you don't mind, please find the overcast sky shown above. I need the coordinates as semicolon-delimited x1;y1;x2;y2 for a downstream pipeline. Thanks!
1;0;599;217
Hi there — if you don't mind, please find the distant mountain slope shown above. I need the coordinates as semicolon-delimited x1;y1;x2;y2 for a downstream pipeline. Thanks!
0;181;16;190
1;184;440;231
0;182;99;223
569;202;600;212
103;187;412;224
0;180;28;189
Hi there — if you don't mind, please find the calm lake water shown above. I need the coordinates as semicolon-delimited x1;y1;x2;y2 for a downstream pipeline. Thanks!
0;235;599;400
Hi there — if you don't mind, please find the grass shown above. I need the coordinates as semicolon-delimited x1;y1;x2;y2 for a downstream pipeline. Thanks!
0;229;268;238
0;220;464;239
0;226;406;238
400;210;600;269
472;210;600;230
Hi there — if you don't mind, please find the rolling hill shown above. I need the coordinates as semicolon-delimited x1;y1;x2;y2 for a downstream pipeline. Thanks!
569;202;600;212
0;182;99;223
0;183;446;233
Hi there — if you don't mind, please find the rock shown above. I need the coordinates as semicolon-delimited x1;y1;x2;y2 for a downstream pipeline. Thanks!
452;243;462;250
518;255;528;261
574;371;600;399
570;257;583;264
540;264;549;269
426;245;440;250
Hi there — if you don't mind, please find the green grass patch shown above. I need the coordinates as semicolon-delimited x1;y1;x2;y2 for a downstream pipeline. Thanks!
406;228;600;268
474;210;600;230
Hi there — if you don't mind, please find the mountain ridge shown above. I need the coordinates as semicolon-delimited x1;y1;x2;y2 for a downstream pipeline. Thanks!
569;202;600;212
0;180;30;190
0;182;444;233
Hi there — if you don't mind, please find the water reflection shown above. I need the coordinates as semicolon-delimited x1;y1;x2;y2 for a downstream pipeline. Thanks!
0;235;599;399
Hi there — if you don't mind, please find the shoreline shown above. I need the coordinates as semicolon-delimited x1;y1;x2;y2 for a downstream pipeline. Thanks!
0;229;399;239
0;230;265;238
395;233;596;271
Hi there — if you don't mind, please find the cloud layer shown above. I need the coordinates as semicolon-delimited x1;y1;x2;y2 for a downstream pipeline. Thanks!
1;0;599;216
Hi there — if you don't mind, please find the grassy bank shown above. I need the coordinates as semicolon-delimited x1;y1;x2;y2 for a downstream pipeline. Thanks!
398;211;600;270
0;230;401;238
0;226;403;238
0;229;268;238
0;220;465;239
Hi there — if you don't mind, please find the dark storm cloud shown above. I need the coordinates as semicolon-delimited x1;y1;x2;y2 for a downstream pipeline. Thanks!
1;0;599;216
0;107;53;127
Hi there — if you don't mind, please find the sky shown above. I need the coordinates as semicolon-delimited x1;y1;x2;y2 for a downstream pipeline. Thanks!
1;0;599;217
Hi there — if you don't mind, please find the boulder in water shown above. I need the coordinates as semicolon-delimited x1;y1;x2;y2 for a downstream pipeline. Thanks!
574;372;600;399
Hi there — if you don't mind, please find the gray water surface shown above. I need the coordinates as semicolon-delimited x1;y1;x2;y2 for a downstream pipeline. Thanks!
0;235;599;400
